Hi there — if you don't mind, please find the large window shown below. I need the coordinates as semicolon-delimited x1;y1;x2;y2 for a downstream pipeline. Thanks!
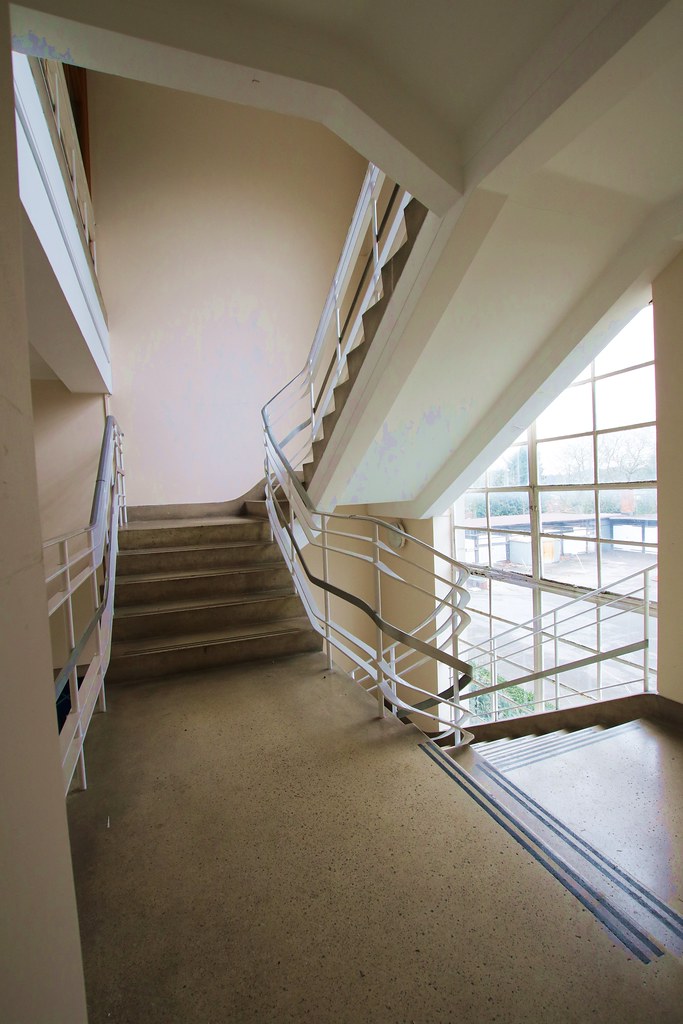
454;305;657;596
451;306;657;715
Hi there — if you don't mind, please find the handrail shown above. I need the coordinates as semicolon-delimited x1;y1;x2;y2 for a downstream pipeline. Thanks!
449;559;656;723
260;166;476;743
44;416;126;794
465;563;655;662
262;423;474;741
260;159;658;741
35;57;97;270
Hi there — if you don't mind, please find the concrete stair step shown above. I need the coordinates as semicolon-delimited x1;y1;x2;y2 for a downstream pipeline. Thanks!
119;516;269;551
107;617;322;682
244;498;290;520
360;299;386;346
115;563;293;604
473;726;607;770
403;197;429;240
380;239;411;298
301;201;428;493
302;198;429;494
113;589;303;641
346;340;369;381
116;539;282;576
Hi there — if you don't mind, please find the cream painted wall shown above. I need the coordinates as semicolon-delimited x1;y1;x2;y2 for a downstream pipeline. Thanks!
31;380;105;538
303;510;442;729
87;73;366;507
653;249;683;705
0;2;87;1017
303;507;376;679
31;380;105;667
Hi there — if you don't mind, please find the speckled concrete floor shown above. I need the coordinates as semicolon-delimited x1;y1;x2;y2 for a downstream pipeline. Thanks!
68;654;683;1023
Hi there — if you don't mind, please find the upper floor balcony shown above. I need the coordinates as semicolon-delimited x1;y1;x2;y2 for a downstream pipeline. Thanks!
13;50;110;394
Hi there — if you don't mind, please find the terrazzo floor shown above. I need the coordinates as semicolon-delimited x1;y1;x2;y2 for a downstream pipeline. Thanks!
67;653;683;1023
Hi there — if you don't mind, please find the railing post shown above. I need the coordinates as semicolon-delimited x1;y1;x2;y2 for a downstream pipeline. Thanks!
334;277;342;369
643;568;651;692
553;610;560;710
90;544;106;714
308;362;316;440
491;636;498;723
389;646;397;716
372;195;381;300
321;514;333;671
117;429;128;526
62;539;87;791
372;523;385;718
288;483;295;571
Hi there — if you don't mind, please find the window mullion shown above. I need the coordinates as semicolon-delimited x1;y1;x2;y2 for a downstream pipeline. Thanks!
527;422;545;701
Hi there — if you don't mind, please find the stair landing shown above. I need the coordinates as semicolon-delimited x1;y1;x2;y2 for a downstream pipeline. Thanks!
69;655;683;1022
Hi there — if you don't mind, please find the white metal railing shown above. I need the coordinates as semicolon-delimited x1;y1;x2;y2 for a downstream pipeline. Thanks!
454;564;656;724
262;422;475;742
261;163;482;744
261;162;658;744
308;163;410;445
44;417;126;794
36;57;96;270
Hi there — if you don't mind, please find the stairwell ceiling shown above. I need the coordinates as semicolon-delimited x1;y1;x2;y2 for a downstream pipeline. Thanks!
12;0;592;212
219;0;578;132
11;0;683;513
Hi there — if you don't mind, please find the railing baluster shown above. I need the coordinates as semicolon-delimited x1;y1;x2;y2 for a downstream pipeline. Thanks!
643;568;651;692
372;523;385;718
491;636;498;722
321;515;332;671
553;610;560;710
45;417;126;796
61;539;87;791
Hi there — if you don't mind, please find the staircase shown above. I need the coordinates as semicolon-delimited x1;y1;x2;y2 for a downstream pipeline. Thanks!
470;724;623;772
437;718;683;962
302;196;428;488
106;515;321;683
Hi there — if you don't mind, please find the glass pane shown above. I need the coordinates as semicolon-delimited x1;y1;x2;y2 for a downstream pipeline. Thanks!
465;578;490;616
541;536;598;589
540;491;596;537
453;492;487;527
490;532;533;574
488;491;531;532
490;579;533;626
556;607;597;654
595;365;656;430
599;659;646;701
536;382;593;439
458;611;492;658
537;435;594;485
594;306;654;376
599;542;657;593
598;489;657;546
596;426;656;483
571;363;592;384
454;528;488;566
486;445;529;486
599;605;648;659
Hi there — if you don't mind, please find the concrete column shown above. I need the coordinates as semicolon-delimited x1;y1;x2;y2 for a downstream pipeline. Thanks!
652;249;683;706
0;5;88;1020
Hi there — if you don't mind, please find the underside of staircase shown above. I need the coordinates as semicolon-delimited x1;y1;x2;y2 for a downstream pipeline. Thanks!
107;514;321;683
302;196;428;489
